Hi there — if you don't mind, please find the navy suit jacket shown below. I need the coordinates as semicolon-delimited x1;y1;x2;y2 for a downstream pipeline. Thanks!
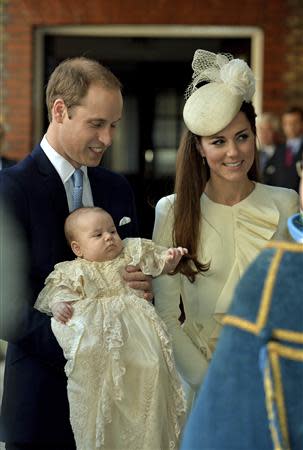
262;140;303;192
0;156;17;170
0;145;138;444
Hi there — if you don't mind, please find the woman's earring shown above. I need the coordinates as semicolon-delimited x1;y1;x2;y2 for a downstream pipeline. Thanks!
202;156;206;166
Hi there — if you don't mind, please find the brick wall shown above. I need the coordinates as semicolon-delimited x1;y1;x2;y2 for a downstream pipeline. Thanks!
1;0;302;160
284;0;303;105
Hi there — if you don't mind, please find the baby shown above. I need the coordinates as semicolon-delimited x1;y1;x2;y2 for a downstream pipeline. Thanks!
35;206;187;450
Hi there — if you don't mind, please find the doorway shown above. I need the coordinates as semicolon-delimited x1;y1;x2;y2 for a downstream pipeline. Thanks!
34;26;263;237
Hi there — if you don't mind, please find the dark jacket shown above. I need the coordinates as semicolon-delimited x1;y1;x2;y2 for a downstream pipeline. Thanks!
0;145;138;445
263;140;303;192
0;156;17;170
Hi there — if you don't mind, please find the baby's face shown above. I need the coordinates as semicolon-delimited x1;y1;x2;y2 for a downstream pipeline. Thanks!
74;210;123;262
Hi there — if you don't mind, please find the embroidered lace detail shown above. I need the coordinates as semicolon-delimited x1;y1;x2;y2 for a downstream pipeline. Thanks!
35;239;186;449
96;297;126;447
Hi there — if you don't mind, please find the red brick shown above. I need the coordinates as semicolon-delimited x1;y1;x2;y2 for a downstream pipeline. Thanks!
1;0;302;159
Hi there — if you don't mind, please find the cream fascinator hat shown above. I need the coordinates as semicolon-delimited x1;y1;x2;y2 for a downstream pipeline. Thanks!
183;49;256;136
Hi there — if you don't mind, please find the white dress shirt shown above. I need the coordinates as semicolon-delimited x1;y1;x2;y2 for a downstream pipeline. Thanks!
286;137;303;155
40;135;94;212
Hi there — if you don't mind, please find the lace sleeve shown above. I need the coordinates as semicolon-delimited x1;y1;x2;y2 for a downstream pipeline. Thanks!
139;239;169;276
124;238;168;277
34;261;85;315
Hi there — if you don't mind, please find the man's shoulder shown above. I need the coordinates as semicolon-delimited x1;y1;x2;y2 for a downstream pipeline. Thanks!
225;240;303;332
88;166;133;195
0;147;44;191
244;241;303;283
0;145;41;175
1;156;17;168
89;165;128;183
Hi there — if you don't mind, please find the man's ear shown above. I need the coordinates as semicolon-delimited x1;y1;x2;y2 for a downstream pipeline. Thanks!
52;99;67;123
71;241;82;258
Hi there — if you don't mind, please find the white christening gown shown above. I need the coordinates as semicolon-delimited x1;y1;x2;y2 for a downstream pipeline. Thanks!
35;238;186;450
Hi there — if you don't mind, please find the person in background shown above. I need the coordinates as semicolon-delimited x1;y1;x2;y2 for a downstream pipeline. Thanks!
180;160;303;450
0;120;17;170
0;57;152;450
0;202;29;417
262;106;303;191
256;111;281;180
152;49;299;409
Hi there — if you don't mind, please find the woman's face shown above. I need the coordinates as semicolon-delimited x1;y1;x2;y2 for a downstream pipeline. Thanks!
199;111;256;184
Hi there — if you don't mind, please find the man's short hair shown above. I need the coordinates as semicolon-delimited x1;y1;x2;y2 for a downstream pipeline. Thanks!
46;57;122;122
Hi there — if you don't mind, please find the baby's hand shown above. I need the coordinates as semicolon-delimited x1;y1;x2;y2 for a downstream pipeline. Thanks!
52;302;74;324
164;247;188;273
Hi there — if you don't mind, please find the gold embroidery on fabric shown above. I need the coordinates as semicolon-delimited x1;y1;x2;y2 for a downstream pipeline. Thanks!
269;342;303;361
269;346;290;450
256;249;283;330
262;341;303;450
223;249;283;334
222;242;303;450
222;316;258;334
266;240;303;252
263;364;283;450
273;329;303;345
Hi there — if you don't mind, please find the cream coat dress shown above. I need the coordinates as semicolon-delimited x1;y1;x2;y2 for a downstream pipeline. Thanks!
152;183;299;398
35;238;186;450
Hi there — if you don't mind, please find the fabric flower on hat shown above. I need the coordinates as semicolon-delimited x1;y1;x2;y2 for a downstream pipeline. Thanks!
220;59;255;102
183;48;257;136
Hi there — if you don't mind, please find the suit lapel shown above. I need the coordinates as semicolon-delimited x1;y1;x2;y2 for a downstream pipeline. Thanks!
88;167;106;207
31;146;69;218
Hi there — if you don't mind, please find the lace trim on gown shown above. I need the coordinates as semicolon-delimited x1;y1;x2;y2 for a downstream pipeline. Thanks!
97;294;186;448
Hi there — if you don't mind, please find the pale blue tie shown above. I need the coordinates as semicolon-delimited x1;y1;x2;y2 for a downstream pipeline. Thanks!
71;169;83;211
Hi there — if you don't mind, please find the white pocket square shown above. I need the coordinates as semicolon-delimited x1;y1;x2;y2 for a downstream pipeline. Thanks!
119;216;131;226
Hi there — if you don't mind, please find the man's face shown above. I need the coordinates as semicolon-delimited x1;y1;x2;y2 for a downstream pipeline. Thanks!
282;112;303;140
257;121;276;147
53;83;123;168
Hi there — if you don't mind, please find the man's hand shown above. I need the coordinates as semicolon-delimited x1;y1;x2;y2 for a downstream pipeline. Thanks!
122;265;153;302
52;302;74;324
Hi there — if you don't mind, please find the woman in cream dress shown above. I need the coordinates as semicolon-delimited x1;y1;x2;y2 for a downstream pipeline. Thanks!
152;49;300;403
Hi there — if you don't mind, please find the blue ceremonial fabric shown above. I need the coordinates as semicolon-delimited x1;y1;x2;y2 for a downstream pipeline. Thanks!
71;168;83;210
181;241;303;450
288;213;303;243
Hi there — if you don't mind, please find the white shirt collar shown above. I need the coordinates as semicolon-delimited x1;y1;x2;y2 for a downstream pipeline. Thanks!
40;135;88;183
286;137;303;154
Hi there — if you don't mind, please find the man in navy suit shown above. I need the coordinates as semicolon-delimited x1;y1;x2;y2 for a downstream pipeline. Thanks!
263;106;303;192
0;57;151;449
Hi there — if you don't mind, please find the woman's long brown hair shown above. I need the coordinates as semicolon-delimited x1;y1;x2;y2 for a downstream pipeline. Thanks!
172;102;260;282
